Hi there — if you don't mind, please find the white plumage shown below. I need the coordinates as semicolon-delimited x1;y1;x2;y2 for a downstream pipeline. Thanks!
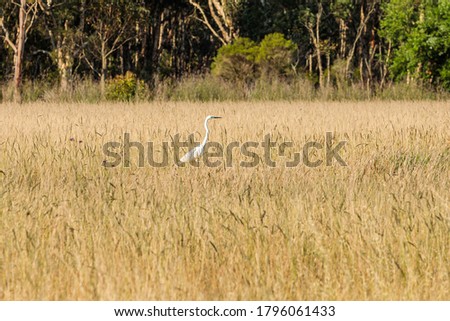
180;115;222;163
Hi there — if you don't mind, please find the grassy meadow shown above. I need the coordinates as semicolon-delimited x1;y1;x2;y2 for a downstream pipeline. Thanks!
0;101;449;300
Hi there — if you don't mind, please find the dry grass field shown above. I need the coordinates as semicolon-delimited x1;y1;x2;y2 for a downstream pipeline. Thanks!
0;101;449;300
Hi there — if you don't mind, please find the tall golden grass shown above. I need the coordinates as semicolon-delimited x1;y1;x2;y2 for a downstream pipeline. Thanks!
0;101;449;300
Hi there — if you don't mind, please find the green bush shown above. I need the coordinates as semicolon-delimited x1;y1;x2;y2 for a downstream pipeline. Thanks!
380;0;450;89
257;33;297;79
212;33;297;83
439;59;450;90
106;72;144;101
211;37;259;83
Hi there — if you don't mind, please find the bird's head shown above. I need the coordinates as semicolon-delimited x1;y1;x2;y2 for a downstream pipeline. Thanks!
206;115;222;120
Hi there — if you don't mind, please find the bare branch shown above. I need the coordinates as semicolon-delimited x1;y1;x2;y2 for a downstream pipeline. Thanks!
32;49;51;56
44;12;56;49
213;0;231;28
316;3;322;48
345;4;376;76
208;0;230;43
303;18;317;46
37;0;50;12
106;36;134;58
213;0;227;21
0;17;17;52
107;16;132;55
25;2;39;35
189;0;227;45
83;56;100;77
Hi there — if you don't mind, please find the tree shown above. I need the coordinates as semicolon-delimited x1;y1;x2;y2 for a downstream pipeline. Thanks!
380;0;450;88
0;0;447;98
188;0;239;45
344;1;377;80
256;32;297;79
301;1;324;88
212;32;297;83
84;0;137;96
41;0;85;92
331;0;352;60
0;0;39;103
211;37;259;83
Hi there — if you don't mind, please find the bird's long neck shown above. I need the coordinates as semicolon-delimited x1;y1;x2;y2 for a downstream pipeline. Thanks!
201;118;210;147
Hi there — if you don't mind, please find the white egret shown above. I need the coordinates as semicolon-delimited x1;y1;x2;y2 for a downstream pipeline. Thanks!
180;115;222;163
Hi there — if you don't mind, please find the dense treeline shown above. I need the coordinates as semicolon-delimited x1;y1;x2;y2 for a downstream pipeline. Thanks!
0;0;449;102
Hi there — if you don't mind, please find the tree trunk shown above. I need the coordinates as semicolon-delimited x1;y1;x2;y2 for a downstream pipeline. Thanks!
101;40;107;97
80;0;85;31
359;3;366;85
415;5;425;79
13;0;27;104
305;3;323;88
315;4;323;88
380;41;391;89
135;20;140;71
308;54;313;75
359;57;364;84
339;18;347;59
56;21;74;92
57;44;68;91
120;45;124;75
317;55;323;88
326;51;331;87
345;2;374;80
56;45;73;92
150;8;164;84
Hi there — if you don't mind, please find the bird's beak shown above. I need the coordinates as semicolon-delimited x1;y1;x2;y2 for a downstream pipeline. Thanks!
213;116;222;119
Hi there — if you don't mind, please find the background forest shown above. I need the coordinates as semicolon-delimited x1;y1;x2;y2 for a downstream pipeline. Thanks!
2;0;450;303
0;0;449;102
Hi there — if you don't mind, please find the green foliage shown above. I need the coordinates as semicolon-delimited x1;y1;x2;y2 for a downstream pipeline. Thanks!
379;0;418;45
331;0;353;20
211;37;259;83
163;75;316;102
439;60;450;90
257;33;297;78
105;72;144;101
425;1;450;89
380;0;450;89
2;0;450;99
212;33;296;83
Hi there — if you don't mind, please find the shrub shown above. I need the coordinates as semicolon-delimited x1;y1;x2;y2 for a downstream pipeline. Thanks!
212;33;297;83
106;71;144;101
439;59;450;90
211;37;259;83
257;33;297;79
